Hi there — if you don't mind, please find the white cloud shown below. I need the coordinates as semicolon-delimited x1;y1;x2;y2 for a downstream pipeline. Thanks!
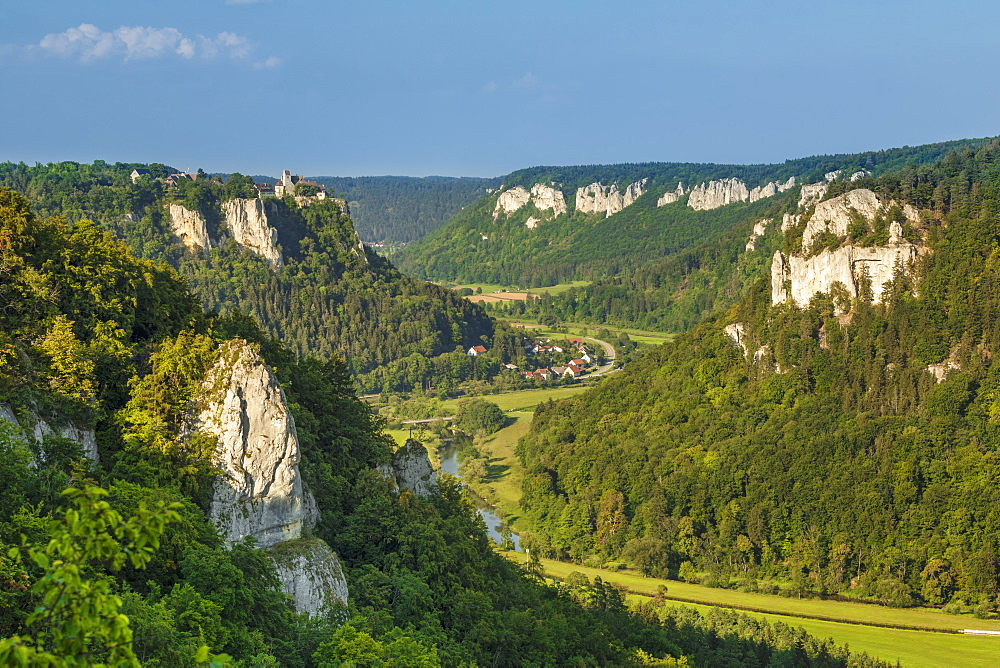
253;56;283;70
26;23;271;64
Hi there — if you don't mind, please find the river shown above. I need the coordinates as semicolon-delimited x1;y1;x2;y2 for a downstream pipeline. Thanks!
438;445;522;552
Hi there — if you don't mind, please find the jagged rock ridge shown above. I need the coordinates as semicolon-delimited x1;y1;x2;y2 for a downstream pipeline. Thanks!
167;198;296;267
575;179;648;217
771;189;926;312
378;439;437;497
493;184;568;224
184;339;347;615
686;176;795;211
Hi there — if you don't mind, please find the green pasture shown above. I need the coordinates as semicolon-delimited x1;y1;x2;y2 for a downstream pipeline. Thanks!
525;280;592;295
501;319;675;346
439;384;590;413
631;598;1000;668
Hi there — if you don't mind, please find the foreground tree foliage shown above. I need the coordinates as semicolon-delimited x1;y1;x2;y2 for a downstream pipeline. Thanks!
517;140;1000;611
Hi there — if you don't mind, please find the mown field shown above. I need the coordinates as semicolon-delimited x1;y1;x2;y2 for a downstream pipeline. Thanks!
508;555;1000;667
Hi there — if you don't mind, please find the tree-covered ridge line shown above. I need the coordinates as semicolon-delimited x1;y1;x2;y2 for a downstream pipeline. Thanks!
0;159;496;379
309;174;502;245
397;137;994;314
515;139;1000;617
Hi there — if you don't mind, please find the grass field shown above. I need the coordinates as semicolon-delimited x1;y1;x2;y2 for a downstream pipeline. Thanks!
501;319;676;346
438;384;591;413
636;598;1000;668
526;280;593;295
503;554;1000;667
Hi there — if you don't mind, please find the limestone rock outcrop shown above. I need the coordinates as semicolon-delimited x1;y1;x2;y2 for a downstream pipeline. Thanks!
687;177;795;211
186;340;309;548
168;204;211;253
0;405;99;461
688;178;750;211
656;182;687;206
749;177;796;203
268;538;348;617
184;339;348;615
798;183;829;209
746;219;769;251
575;179;647;217
378;439;437;497
222;199;283;267
772;244;921;309
493;184;567;222
800;189;920;251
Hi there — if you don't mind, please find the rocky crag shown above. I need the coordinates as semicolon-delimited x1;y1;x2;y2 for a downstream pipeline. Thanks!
166;197;348;267
771;188;924;311
184;339;348;616
574;179;648;217
0;406;99;462
378;439;437;497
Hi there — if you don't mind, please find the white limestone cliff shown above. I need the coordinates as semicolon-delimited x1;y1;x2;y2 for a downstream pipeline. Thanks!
746;219;770;251
723;323;748;355
267;538;349;617
493;184;567;223
657;182;687;206
772;189;926;312
187;340;309;548
0;406;99;461
184;339;347;616
749;177;796;203
575;179;648;217
781;213;801;232
222;199;283;267
168;204;211;253
688;178;750;211
800;189;920;251
798;183;830;209
378;439;437;497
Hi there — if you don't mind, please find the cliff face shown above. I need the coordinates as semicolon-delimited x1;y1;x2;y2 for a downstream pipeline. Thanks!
168;204;211;253
0;406;99;461
771;189;926;311
167;199;283;266
493;184;567;223
222;199;283;267
184;339;347;615
686;177;795;211
378;439;437;497
267;538;349;617
575;179;647;217
656;182;687;206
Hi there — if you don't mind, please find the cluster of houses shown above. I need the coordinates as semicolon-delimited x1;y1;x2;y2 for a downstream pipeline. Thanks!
130;168;327;199
467;338;597;380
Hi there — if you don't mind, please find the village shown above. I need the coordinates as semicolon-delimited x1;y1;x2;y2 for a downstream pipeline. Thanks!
468;336;599;382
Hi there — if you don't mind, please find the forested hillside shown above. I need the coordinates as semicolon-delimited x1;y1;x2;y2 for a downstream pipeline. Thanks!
310;175;501;244
0;186;898;666
516;140;1000;613
0;161;494;376
398;139;990;325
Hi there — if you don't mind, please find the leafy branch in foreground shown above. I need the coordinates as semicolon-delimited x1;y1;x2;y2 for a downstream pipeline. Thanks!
0;485;228;667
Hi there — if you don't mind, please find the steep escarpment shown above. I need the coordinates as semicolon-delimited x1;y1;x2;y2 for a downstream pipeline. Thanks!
221;198;283;266
398;139;984;288
184;339;347;615
771;189;925;310
517;139;1000;612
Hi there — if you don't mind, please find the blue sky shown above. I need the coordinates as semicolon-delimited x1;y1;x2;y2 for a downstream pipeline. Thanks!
2;1;999;177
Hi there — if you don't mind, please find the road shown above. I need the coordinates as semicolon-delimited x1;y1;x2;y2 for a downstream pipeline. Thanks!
586;336;618;377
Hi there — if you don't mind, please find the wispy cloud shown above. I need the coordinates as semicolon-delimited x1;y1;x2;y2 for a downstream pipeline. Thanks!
253;56;283;70
16;23;275;65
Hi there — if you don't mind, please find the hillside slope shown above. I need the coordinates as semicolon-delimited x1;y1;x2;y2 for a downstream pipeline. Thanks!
0;161;494;374
516;140;1000;611
397;139;990;318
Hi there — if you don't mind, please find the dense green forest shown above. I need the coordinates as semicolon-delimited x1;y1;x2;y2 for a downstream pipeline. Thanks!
0;186;897;666
397;139;991;319
310;175;501;245
0;160;494;378
516;140;1000;613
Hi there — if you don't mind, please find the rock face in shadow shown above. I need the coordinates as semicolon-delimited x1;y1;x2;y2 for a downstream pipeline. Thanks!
267;538;349;617
378;439;437;497
184;339;347;616
0;405;99;462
